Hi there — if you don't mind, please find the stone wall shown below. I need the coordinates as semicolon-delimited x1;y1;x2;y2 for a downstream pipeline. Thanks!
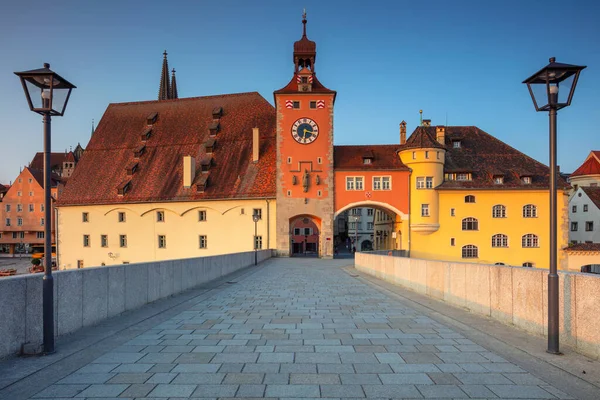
0;250;272;360
355;252;600;359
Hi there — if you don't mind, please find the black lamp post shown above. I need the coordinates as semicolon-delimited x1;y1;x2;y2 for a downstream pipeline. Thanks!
252;212;260;265
15;63;76;354
523;57;585;355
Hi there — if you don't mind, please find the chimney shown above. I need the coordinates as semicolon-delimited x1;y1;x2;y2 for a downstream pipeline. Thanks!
400;121;407;145
252;127;259;162
423;119;431;127
436;126;445;145
183;155;196;188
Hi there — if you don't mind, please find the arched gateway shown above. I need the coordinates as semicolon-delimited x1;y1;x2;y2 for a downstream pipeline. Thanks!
273;15;410;258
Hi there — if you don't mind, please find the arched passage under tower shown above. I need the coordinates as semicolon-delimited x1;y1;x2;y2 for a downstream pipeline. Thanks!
333;202;408;256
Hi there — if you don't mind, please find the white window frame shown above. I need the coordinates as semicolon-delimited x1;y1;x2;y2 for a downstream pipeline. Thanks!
253;208;262;219
492;205;506;218
118;212;126;222
119;235;127;248
254;235;263;249
462;217;478;231
462;244;478;258
101;235;108;248
522;234;539;248
346;176;364;191
83;235;90;247
425;177;433;189
199;235;208;249
421;204;430;217
373;177;381;190
523;204;537;218
158;235;166;249
382;176;391;190
416;177;425;189
198;210;207;221
491;233;508;248
156;211;165;222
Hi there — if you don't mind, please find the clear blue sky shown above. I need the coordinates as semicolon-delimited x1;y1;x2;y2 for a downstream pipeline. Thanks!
1;0;598;183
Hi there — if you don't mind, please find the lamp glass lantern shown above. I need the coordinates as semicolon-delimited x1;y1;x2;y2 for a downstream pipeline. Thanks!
14;63;76;116
522;57;586;112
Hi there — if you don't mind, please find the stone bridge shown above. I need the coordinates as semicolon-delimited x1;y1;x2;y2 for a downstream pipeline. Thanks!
0;257;599;399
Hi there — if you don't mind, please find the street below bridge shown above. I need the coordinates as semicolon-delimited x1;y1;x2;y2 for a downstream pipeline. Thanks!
1;258;598;399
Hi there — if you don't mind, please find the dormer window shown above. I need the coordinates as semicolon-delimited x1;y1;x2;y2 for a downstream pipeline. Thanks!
196;175;209;192
456;173;471;181
209;121;220;136
205;138;216;154
212;107;223;119
522;176;532;184
117;180;132;196
141;127;152;141
494;176;504;184
146;112;158;125
200;158;212;173
453;140;462;148
363;158;372;165
126;162;138;176
134;144;146;158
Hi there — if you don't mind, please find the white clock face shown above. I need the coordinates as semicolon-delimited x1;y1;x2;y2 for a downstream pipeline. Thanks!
291;118;319;144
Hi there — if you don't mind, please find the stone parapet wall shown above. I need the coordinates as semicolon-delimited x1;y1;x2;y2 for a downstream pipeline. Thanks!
0;250;272;360
355;252;600;360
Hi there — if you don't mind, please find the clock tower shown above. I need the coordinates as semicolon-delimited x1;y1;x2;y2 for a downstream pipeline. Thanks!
274;12;336;257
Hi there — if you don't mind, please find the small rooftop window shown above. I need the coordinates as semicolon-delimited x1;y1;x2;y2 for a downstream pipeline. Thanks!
452;140;462;148
522;176;532;184
494;176;504;184
212;107;223;119
146;112;158;125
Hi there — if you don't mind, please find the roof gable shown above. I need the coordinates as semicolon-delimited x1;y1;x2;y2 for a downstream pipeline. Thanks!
571;153;600;177
581;187;600;210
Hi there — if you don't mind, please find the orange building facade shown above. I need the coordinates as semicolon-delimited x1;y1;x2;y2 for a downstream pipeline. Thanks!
0;168;58;255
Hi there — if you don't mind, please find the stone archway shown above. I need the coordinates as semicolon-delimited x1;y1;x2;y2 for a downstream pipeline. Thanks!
289;215;321;257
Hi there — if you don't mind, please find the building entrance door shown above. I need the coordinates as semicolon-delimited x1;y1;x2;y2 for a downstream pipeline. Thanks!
289;215;320;257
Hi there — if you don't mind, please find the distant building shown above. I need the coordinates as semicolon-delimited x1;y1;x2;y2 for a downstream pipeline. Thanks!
568;151;600;190
29;148;83;179
345;208;375;251
0;184;9;200
569;186;600;244
0;168;60;255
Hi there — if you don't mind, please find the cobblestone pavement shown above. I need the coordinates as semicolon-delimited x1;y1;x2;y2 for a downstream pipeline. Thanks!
30;258;574;399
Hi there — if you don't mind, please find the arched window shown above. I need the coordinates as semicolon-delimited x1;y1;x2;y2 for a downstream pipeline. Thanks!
491;234;508;248
523;262;534;267
523;204;537;218
522;234;539;248
492;205;506;218
462;217;478;231
462;245;478;258
465;195;476;203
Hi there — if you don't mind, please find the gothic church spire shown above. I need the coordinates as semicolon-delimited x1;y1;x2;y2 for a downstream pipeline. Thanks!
158;50;171;100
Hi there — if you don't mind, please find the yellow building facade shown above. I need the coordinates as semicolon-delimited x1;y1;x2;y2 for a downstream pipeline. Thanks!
58;199;276;269
400;124;569;270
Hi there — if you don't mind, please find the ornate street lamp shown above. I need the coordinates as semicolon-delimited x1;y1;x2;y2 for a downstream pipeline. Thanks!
15;63;76;354
523;57;585;355
252;212;260;265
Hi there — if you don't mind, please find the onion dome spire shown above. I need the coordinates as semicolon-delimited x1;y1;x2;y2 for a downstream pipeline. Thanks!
293;9;316;72
170;68;178;99
158;50;171;100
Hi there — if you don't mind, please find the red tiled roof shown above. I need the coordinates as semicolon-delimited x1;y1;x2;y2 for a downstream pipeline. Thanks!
26;168;62;188
30;152;70;170
334;145;409;171
0;184;8;194
565;243;600;252
402;126;445;150
571;155;600;177
58;92;276;206
404;126;570;190
582;187;600;210
274;74;336;98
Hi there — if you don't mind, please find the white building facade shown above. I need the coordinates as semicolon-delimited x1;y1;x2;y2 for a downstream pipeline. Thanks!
569;187;600;244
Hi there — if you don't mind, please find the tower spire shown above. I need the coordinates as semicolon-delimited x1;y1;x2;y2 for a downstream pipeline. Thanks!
158;50;171;100
170;68;178;99
91;119;95;137
302;9;307;37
